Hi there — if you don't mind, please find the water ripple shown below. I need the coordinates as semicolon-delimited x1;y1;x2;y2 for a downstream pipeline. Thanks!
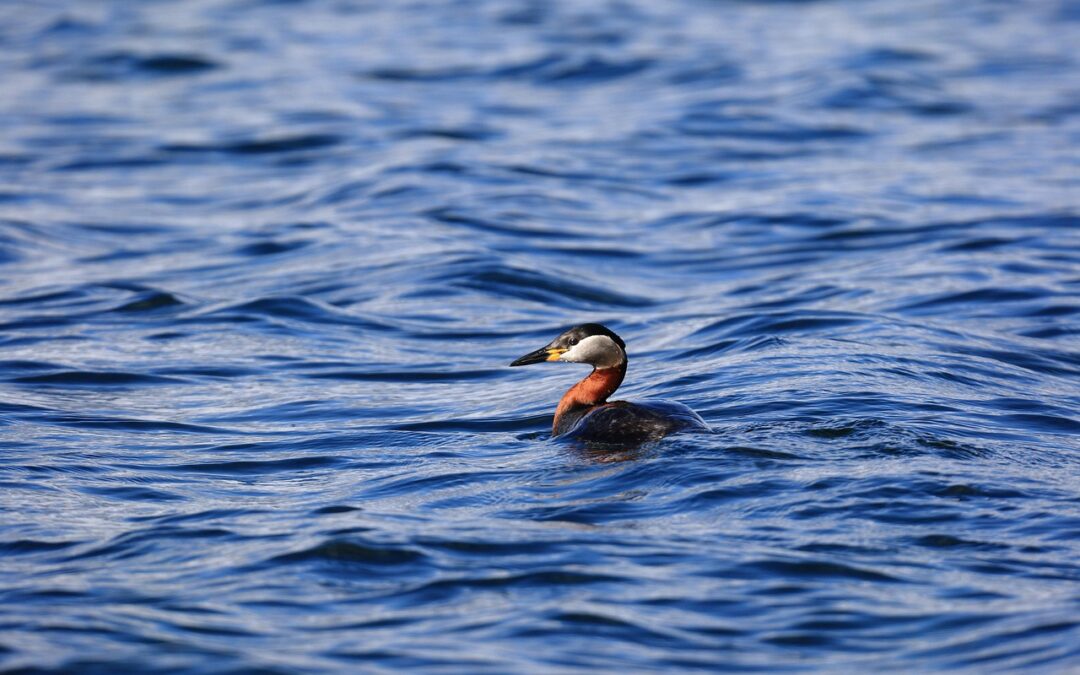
1;0;1078;672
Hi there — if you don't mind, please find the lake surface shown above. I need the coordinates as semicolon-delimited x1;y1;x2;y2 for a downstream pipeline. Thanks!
1;0;1079;672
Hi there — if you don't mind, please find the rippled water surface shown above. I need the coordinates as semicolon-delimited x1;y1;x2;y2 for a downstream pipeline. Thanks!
2;0;1080;672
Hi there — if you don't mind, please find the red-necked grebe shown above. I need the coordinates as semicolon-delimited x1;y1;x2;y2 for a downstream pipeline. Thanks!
510;323;711;443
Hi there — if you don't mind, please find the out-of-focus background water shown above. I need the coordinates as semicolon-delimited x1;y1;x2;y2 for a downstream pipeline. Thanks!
1;0;1079;672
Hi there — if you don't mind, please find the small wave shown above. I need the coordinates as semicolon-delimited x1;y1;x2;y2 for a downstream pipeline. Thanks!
114;290;186;313
160;455;347;475
392;415;548;434
0;539;83;555
397;126;501;142
39;413;229;434
270;539;428;570
732;558;904;584
897;287;1049;312
362;52;652;85
9;371;185;386
305;368;497;383
61;51;221;81
425;207;587;240
185;296;396;332
821;74;972;116
442;261;658;308
232;239;310;257
161;133;343;155
674;111;869;143
80;485;186;502
538;55;654;84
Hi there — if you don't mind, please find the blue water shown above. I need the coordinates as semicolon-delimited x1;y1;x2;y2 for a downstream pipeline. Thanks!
2;0;1079;671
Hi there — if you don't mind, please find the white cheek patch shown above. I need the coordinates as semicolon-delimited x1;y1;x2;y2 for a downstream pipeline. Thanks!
560;335;624;368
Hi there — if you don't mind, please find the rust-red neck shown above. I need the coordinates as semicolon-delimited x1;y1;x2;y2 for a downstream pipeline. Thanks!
553;362;627;434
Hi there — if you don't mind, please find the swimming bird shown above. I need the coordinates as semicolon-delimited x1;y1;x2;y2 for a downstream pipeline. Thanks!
510;323;710;443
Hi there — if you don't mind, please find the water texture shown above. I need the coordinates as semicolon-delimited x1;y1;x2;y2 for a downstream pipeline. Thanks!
1;0;1079;672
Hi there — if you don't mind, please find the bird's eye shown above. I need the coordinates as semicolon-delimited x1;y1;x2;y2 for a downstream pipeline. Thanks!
568;338;578;346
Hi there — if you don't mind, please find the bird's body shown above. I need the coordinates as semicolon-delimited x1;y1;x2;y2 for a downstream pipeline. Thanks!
510;323;710;444
557;399;710;443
